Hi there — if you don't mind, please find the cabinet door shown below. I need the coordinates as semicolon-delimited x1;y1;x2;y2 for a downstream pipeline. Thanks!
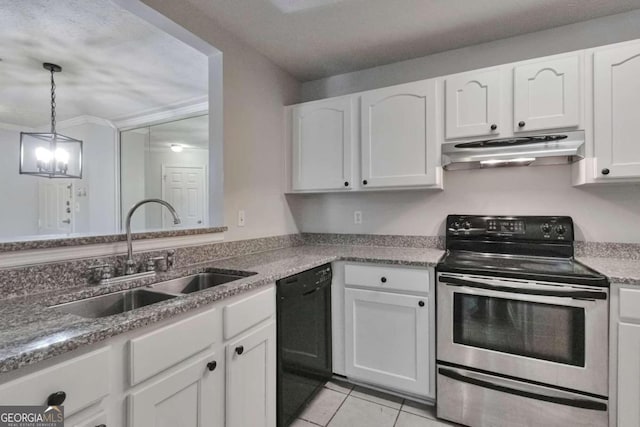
129;352;223;427
618;323;640;427
292;97;354;191
513;55;581;132
445;69;501;139
594;43;640;179
226;321;276;427
360;80;438;188
345;289;430;396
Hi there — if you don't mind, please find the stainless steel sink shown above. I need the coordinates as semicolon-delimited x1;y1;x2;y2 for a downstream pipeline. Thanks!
51;288;176;318
149;271;255;294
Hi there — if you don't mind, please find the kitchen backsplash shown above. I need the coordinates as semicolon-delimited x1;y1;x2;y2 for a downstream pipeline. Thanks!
0;232;637;300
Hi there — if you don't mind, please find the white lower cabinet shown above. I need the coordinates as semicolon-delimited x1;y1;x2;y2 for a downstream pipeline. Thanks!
226;320;276;427
129;352;223;427
344;288;430;396
0;284;277;427
617;322;640;427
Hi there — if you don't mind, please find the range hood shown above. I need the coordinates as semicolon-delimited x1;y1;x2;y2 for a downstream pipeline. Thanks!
442;131;585;170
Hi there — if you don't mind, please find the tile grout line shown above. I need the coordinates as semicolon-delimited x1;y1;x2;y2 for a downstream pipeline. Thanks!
324;389;351;427
392;399;405;427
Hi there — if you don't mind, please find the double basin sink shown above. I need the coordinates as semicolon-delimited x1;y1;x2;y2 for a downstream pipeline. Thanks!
51;270;256;319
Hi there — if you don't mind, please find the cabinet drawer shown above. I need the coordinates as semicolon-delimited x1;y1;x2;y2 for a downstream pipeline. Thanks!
344;264;429;293
0;347;109;417
619;287;640;321
130;308;218;385
224;287;275;340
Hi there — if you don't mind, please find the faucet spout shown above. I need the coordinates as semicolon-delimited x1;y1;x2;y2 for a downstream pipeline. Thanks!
125;199;181;275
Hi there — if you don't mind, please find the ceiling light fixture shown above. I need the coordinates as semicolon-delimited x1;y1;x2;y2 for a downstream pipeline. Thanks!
170;144;184;153
19;63;83;179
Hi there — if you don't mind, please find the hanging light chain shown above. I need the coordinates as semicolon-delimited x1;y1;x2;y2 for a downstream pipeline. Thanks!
50;67;56;134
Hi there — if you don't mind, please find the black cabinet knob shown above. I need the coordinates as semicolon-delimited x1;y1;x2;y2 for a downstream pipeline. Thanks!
95;425;106;427
380;277;387;283
490;124;497;130
344;181;349;187
46;391;66;406
235;345;244;355
207;361;217;371
362;180;368;185
518;121;526;128
418;301;425;307
602;168;610;175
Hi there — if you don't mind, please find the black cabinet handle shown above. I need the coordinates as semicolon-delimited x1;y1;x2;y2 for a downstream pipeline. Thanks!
362;180;368;185
96;425;106;427
46;391;66;406
518;121;526;128
380;277;387;283
344;181;349;187
602;168;610;175
207;361;217;371
419;301;425;307
490;124;497;130
235;345;244;355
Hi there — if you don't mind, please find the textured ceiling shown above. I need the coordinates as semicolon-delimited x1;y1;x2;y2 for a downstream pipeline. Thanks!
183;0;640;81
0;0;208;127
148;114;209;151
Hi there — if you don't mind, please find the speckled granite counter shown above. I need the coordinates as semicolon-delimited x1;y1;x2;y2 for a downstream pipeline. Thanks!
0;245;444;374
578;256;640;286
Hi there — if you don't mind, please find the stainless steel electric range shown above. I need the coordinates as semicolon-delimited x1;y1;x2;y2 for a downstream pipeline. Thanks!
436;215;609;427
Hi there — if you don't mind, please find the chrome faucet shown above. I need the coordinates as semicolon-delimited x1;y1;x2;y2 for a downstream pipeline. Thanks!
125;199;181;275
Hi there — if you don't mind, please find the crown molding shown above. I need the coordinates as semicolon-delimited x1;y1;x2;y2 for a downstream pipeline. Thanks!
114;98;209;130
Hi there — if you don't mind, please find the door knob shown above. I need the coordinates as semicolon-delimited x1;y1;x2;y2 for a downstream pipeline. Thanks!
207;361;217;371
235;345;244;355
46;391;66;406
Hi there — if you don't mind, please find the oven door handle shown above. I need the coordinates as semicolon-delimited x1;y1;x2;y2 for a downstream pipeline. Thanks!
438;367;607;411
439;276;607;300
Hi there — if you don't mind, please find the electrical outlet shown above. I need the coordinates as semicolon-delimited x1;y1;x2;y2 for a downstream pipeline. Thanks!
354;211;362;224
238;210;246;227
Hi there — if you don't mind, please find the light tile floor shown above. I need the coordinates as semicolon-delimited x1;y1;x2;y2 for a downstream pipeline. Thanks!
292;380;459;427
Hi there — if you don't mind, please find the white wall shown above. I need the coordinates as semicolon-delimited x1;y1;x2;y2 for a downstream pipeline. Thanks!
142;0;301;241
120;130;147;231
0;127;39;238
289;165;640;243
301;9;640;101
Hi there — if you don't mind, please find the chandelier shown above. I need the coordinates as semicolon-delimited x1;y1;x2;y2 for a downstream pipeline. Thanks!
19;63;83;178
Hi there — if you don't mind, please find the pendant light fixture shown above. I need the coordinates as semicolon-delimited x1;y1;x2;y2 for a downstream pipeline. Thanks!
19;63;83;178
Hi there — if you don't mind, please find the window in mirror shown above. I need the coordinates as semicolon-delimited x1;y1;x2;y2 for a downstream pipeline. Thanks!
120;115;209;232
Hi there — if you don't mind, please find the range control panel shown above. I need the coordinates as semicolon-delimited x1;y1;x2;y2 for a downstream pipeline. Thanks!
446;215;574;242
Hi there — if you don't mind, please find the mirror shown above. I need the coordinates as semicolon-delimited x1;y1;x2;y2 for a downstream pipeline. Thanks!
121;115;209;232
0;0;217;242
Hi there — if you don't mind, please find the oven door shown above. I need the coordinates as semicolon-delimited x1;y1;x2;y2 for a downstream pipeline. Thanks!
437;273;609;396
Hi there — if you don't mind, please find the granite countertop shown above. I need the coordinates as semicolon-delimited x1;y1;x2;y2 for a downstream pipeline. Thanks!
0;245;444;374
578;256;640;286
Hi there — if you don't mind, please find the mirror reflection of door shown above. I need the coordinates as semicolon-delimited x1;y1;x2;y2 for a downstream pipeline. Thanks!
38;181;74;235
161;165;207;229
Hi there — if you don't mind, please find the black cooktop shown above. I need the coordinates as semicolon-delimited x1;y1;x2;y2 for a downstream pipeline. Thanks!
438;250;608;287
437;215;609;287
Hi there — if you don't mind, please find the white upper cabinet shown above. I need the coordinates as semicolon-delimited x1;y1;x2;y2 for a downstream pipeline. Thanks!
513;55;581;133
594;42;640;179
360;79;440;188
445;69;501;139
291;97;354;191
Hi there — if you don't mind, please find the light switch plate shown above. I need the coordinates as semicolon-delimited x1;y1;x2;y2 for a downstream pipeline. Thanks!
354;211;362;224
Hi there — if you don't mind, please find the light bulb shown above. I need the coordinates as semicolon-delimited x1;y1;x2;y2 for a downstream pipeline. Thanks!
54;148;70;164
170;144;184;153
35;147;52;163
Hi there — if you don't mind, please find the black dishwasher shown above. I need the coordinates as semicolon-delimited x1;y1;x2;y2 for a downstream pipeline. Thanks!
277;264;333;427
